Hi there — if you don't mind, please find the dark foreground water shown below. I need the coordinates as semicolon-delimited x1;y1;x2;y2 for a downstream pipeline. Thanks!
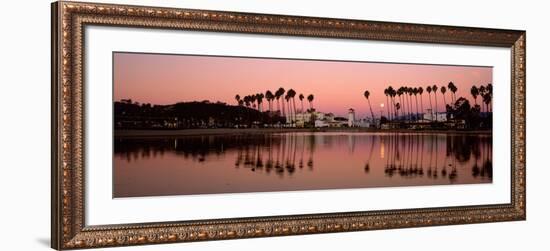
113;132;492;198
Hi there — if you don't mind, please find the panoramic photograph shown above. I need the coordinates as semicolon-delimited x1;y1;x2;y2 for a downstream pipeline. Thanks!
113;52;493;198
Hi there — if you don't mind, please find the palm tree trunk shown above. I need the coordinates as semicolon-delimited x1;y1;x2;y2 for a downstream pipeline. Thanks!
292;98;297;124
367;99;375;123
434;92;437;122
428;93;433;121
415;96;419;121
386;95;391;120
420;95;424;121
407;95;412;122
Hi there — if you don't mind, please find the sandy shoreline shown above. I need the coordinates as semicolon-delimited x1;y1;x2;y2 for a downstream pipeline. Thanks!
114;128;492;138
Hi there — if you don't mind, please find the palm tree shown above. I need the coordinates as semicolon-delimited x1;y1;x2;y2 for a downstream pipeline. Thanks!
432;85;438;122
418;87;424;120
483;93;492;113
235;94;241;106
307;94;314;111
448;82;457;104
276;87;286;115
479;85;486;112
407;87;414;122
397;88;404;120
486;83;493;112
275;87;285;114
384;88;390;120
440;86;447;110
395;102;401;119
364;90;375;122
413;87;419;121
250;95;257;110
470;86;479;106
287;89;297;123
426;86;433;121
243;95;250;108
299;93;305;113
285;94;291;123
403;86;411;120
265;90;274;112
256;93;264;112
388;86;396;120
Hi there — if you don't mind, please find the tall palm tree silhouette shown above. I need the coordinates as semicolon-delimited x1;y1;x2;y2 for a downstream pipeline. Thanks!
407;87;414;122
479;85;486;112
440;86;447;110
287;89;297;123
448;82;457;104
470;86;479;106
483;92;492;113
397;88;404;120
285;92;292;123
384;88;390;120
395;102;401;119
413;87;419;120
426;86;433;121
403;86;412;121
250;95;257;110
275;88;284;115
418;87;424;119
388;86;396;120
256;93;263;112
307;94;314;111
299;93;305;113
265;90;274;112
235;94;241;106
486;83;493;112
276;87;286;116
432;85;438;122
364;90;375;123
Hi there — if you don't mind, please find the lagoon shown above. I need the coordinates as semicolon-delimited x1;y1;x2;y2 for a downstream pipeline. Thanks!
113;131;492;198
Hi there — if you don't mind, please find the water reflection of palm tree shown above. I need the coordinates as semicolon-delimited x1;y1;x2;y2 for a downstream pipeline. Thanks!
364;135;376;173
307;134;315;169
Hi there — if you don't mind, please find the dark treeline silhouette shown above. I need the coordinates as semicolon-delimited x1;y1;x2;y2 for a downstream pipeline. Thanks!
115;133;492;181
364;83;493;130
114;99;286;129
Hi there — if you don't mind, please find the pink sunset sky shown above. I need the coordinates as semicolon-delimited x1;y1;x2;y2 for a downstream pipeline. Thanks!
114;52;492;117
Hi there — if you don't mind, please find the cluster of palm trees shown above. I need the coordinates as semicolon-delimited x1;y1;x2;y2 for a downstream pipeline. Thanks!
235;88;315;124
470;83;493;113
363;82;464;123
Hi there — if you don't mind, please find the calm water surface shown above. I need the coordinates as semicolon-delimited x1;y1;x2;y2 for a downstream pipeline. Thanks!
114;132;492;198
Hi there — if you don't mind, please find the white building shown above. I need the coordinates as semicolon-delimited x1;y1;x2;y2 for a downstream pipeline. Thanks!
348;108;356;127
423;109;447;122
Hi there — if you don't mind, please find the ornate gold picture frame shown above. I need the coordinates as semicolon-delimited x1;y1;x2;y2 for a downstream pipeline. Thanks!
51;1;525;249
